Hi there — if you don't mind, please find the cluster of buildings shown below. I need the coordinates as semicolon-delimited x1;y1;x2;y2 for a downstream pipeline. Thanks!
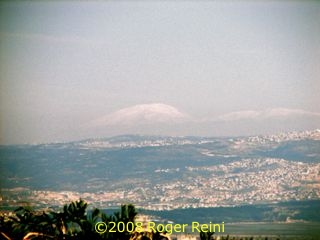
2;157;319;211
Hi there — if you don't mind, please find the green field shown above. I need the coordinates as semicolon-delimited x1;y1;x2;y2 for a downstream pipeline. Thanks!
172;222;320;240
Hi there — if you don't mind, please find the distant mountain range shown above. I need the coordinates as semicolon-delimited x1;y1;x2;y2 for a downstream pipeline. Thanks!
82;103;320;140
73;129;320;149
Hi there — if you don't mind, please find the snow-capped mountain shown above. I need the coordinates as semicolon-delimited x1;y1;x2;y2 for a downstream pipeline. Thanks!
92;103;189;126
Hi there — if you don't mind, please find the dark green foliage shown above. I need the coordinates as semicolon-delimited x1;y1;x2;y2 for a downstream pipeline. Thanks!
0;199;137;240
100;204;137;240
200;230;215;240
0;200;316;240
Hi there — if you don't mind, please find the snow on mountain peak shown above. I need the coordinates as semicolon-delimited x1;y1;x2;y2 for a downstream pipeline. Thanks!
93;103;189;126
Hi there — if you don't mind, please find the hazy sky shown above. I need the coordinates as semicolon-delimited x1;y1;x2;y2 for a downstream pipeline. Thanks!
1;1;320;144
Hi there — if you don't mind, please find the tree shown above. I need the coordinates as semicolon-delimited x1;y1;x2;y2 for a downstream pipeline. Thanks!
200;230;215;240
0;200;142;240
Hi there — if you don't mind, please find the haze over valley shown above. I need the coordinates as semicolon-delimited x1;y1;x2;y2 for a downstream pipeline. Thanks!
1;2;320;238
1;129;319;216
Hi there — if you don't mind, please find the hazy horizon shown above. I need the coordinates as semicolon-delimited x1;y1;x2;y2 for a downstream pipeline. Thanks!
1;1;320;144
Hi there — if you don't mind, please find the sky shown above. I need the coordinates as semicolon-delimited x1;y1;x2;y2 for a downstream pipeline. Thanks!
0;1;320;144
